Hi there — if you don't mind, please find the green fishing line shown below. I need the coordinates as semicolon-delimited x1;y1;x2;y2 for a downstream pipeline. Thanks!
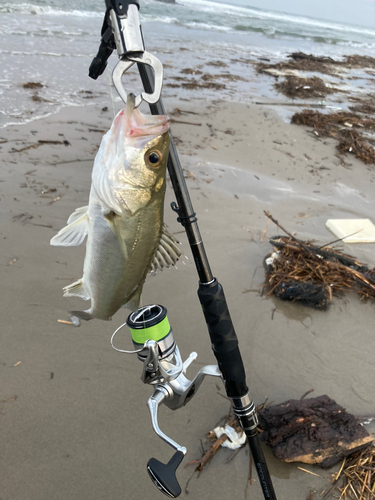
130;315;170;344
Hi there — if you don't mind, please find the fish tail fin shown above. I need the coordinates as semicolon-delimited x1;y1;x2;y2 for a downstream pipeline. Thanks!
69;310;94;321
50;206;89;247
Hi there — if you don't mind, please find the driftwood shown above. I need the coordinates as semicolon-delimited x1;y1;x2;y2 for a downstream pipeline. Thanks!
258;395;373;468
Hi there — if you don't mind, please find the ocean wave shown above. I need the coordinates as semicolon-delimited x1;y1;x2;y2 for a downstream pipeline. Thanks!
177;0;375;38
230;22;375;47
0;27;93;37
0;49;89;57
184;21;232;32
142;15;179;24
0;3;102;17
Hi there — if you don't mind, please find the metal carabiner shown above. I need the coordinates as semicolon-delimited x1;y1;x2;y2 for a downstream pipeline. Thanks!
112;51;163;108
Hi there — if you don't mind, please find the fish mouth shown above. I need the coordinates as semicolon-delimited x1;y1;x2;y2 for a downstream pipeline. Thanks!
121;106;170;139
134;116;170;138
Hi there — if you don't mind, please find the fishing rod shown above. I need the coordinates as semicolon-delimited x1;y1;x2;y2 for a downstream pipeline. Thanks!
89;2;278;498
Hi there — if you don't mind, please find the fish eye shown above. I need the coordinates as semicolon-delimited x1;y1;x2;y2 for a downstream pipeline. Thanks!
145;150;162;168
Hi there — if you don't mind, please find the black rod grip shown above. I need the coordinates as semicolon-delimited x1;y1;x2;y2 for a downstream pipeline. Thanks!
198;279;247;398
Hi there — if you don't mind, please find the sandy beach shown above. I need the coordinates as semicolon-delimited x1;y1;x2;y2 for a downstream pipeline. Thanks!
1;88;374;500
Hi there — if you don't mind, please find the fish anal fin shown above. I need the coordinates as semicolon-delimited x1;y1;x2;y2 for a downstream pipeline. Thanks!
51;209;89;247
122;287;143;312
63;279;90;300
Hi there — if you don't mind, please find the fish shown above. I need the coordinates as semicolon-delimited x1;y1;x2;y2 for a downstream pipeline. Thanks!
50;95;181;321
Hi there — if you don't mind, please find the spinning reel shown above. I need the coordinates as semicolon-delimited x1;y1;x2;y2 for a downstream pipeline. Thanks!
111;304;222;498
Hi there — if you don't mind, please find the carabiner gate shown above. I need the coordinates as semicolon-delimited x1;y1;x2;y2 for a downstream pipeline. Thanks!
112;52;163;108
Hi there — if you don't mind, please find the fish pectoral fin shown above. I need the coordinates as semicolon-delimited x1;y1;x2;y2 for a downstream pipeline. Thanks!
92;168;124;215
149;227;182;273
63;279;90;300
122;286;143;312
50;208;89;247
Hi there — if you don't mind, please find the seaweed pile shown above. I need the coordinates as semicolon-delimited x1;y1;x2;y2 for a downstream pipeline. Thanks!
257;53;339;76
291;110;375;164
257;51;375;76
291;110;375;136
275;76;334;99
264;214;375;310
349;102;375;115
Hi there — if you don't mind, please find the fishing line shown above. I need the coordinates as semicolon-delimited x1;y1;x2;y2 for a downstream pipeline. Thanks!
107;67;116;119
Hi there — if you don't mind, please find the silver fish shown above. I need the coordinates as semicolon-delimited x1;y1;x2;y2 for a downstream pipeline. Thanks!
50;97;181;320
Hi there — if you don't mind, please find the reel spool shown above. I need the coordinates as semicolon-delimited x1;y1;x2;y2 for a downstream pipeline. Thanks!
127;305;176;361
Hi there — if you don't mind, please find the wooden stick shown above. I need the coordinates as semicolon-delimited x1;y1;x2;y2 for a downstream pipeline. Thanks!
57;319;74;325
185;434;228;474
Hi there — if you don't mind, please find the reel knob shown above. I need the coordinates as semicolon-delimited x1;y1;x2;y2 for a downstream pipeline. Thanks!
147;451;184;498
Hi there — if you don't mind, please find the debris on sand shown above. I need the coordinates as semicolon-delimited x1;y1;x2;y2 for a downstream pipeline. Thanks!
188;390;374;496
291;110;375;136
264;212;375;309
322;444;375;499
257;52;375;76
184;398;272;493
288;52;338;64
291;110;375;165
257;53;338;76
207;60;228;68
349;102;375;115
342;54;375;68
185;406;244;475
181;80;226;91
258;395;373;468
289;52;375;68
337;130;375;165
181;68;203;75
23;82;44;89
275;76;334;99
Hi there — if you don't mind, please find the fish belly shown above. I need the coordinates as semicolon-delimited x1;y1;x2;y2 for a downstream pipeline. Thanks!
83;198;163;320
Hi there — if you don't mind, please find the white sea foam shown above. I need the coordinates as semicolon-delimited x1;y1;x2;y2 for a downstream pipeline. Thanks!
184;22;232;32
142;15;179;24
0;3;102;17
0;49;89;57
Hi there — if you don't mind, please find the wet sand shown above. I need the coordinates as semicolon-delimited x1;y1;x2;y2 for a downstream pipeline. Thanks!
1;98;374;500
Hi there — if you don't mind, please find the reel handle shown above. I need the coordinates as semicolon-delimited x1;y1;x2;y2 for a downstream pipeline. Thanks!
147;451;184;498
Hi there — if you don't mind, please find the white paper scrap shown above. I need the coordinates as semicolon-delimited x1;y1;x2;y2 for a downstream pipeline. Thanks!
326;219;375;243
214;424;246;450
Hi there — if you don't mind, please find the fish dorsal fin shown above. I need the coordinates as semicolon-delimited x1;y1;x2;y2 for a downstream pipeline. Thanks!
63;279;90;300
50;207;89;247
149;227;182;273
122;286;143;312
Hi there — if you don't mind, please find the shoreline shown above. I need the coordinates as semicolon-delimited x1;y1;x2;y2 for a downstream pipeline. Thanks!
1;97;374;500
